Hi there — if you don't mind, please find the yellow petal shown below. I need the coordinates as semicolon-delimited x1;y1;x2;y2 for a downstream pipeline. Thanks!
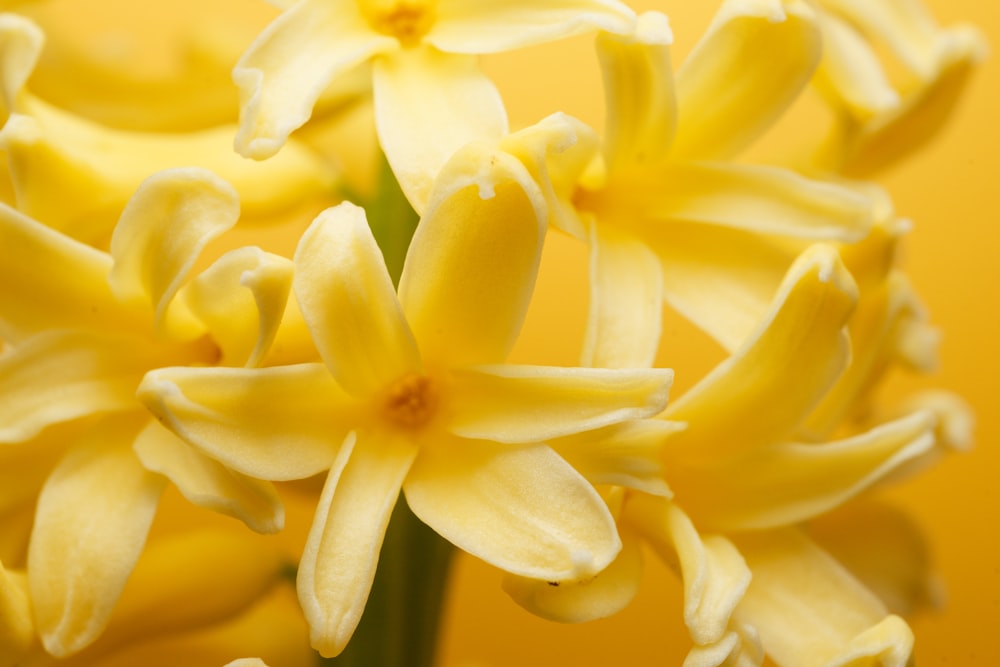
138;364;355;481
626;497;750;646
663;245;857;466
133;421;285;534
372;47;508;211
293;202;421;398
595;11;676;174
234;0;393;159
675;411;935;531
809;500;941;616
404;438;620;580
0;13;41;121
446;364;673;444
582;225;663;369
0;203;146;343
732;528;914;667
0;421;77;516
550;419;681;497
0;563;32;665
429;0;635;53
619;162;872;241
183;246;294;369
812;11;900;119
109;168;240;340
226;660;270;667
672;0;821;160
683;621;763;667
0;330;163;442
297;432;417;658
29;415;166;657
398;143;546;367
502;529;642;623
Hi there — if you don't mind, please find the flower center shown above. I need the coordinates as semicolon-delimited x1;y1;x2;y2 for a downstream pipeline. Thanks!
361;0;435;47
382;373;437;429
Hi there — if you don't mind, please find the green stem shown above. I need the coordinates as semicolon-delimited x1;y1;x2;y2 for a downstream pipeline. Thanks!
319;153;454;666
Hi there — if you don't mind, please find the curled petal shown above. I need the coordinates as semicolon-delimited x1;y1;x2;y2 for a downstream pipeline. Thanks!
398;143;546;367
596;11;677;174
109;168;240;340
29;416;165;657
0;13;42;120
429;0;635;53
683;621;763;667
183;246;294;369
133;421;285;534
234;0;394;159
138;364;356;481
672;0;821;160
626;497;750;646
298;432;417;658
373;47;507;211
293;202;420;398
405;438;620;580
446;364;673;444
732;528;914;667
663;245;857;465
502;529;642;623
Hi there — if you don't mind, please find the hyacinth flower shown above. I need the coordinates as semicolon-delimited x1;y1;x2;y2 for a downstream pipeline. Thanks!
0;13;340;246
505;245;938;666
1;529;313;667
809;0;988;175
0;168;308;656
538;3;880;370
232;0;637;210
137;136;676;658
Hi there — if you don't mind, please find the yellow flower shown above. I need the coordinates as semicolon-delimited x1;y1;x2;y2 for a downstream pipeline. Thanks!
809;0;988;175
138;140;674;657
0;13;339;246
505;246;938;666
233;0;636;209
0;168;298;656
538;4;877;367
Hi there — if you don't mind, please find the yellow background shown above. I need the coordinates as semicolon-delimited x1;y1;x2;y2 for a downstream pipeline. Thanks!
438;1;1000;665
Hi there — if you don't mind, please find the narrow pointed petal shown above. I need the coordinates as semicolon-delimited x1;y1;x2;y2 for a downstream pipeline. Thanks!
298;432;417;658
620;162;872;241
502;529;642;623
133;421;285;534
0;564;32;664
582;225;663;369
29;416;166;657
138;364;355;481
550;420;681;497
813;11;900;118
663;245;857;466
0;330;165;443
732;529;914;667
626;497;750;646
398;143;546;367
293;202;421;397
0;203;145;343
109;168;240;340
447;364;673;444
430;0;635;53
234;0;394;159
810;500;941;615
596;11;677;174
183;246;294;369
373;48;507;211
672;0;821;160
0;13;41;120
676;411;935;531
404;438;620;579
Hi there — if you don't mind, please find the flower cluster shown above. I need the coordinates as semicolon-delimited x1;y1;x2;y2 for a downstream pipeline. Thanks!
0;1;983;666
